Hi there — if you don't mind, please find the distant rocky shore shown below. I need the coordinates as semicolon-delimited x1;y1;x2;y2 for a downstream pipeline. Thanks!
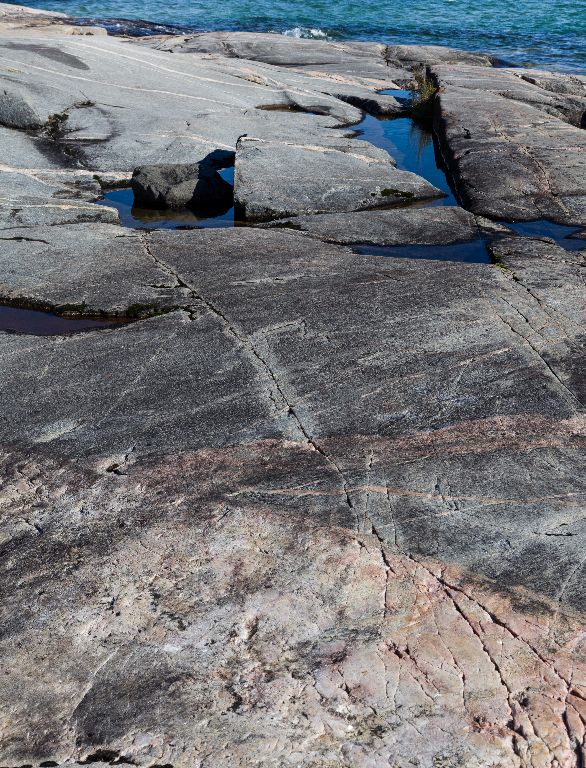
1;4;586;767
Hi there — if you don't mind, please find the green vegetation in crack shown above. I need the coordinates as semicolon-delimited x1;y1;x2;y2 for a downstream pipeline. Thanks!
125;303;175;319
489;247;511;271
0;296;86;315
56;302;87;316
45;111;69;140
411;66;438;126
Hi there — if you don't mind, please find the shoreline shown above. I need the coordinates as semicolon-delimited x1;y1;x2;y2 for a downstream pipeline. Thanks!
2;0;586;74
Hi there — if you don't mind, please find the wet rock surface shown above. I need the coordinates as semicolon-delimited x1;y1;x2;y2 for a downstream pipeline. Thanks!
1;9;586;768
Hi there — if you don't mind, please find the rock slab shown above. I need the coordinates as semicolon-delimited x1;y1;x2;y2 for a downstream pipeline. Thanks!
234;136;443;220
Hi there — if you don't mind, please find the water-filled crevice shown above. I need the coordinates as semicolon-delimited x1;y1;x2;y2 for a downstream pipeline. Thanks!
97;89;586;260
353;90;586;258
353;239;492;264
503;220;586;251
0;304;127;336
353;96;459;207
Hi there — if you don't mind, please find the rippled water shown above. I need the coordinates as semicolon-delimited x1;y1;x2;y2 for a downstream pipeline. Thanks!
11;0;586;72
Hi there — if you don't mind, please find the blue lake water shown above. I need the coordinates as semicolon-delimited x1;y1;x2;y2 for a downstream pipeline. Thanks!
355;113;458;207
9;0;586;73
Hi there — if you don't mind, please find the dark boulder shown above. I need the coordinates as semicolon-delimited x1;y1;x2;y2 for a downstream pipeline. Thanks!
131;161;233;213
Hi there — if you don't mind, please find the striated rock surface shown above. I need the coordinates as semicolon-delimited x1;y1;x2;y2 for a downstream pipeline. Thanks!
264;206;479;245
384;43;494;67
0;35;364;172
1;13;586;768
147;31;409;88
147;32;494;86
1;226;586;767
0;156;121;227
432;64;586;224
234;136;442;220
0;223;186;314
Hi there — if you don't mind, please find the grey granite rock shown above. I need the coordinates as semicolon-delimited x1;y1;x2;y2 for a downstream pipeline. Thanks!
254;86;365;122
148;33;494;90
384;43;494;67
0;224;186;314
489;235;586;404
0;36;364;172
149;31;408;88
234;136;443;220
0;198;118;227
517;68;586;99
432;64;586;224
433;64;586;127
0;85;43;129
0;161;122;228
132;162;233;211
166;50;387;119
265;206;479;245
1;226;585;767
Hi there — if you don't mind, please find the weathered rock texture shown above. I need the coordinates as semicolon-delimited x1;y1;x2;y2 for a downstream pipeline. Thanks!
0;224;186;314
265;206;479;245
1;13;586;768
147;32;410;89
432;64;586;224
0;34;361;172
234;136;442;220
2;225;586;767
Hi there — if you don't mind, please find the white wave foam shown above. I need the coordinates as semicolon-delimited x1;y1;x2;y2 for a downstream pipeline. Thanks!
281;26;329;39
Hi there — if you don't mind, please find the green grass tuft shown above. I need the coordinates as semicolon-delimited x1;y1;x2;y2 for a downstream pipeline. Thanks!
411;67;438;125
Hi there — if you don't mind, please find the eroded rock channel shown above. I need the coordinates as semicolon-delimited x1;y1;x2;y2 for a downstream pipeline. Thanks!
1;8;586;768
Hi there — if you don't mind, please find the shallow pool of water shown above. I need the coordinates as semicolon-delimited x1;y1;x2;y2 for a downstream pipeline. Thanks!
386;89;414;103
97;105;585;265
99;167;236;230
0;305;121;335
355;104;586;254
354;239;491;264
355;111;458;207
504;220;586;251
